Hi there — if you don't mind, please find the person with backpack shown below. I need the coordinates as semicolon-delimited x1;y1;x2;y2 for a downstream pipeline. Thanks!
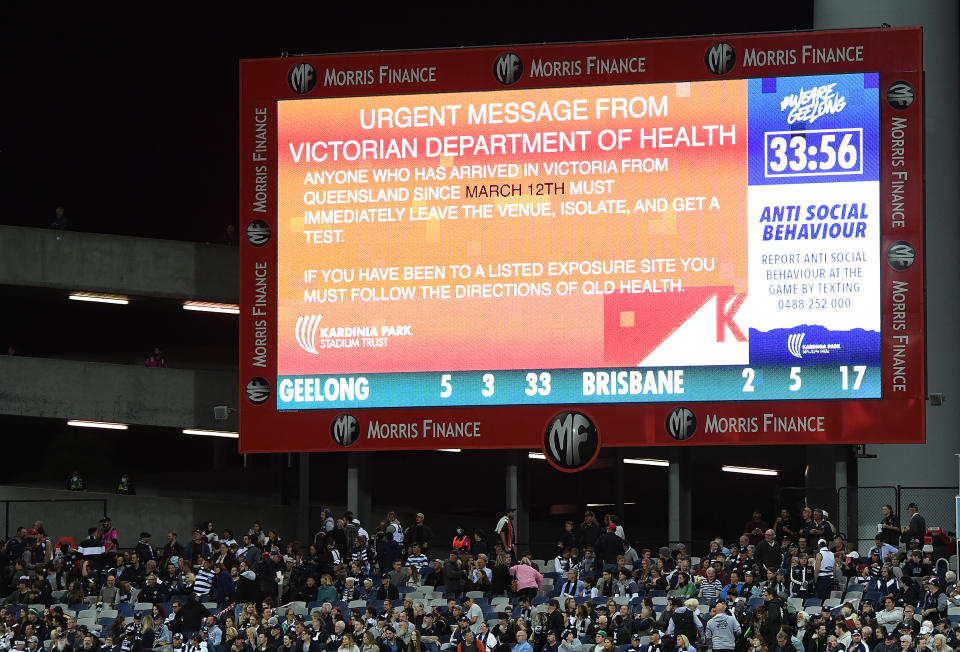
665;598;703;645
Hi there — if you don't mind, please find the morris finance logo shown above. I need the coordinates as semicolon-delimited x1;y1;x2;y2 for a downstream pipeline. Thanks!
666;407;697;441
494;53;523;85
295;314;323;354
886;82;914;109
787;332;806;359
246;220;271;247
543;411;599;472
245;377;271;404
705;42;736;75
331;414;360;447
288;62;317;94
887;241;916;270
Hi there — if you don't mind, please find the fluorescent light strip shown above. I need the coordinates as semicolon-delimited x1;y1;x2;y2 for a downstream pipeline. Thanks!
69;293;129;305
528;452;546;460
624;458;670;467
183;301;240;314
67;420;128;430
437;448;461;453
722;465;779;476
183;429;239;439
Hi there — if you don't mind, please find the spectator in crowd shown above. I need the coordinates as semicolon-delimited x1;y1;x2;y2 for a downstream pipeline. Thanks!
756;530;783;575
744;511;769;547
49;206;70;230
903;504;926;548
66;471;85;492
97;517;119;553
877;506;901;548
495;509;515;556
145;347;167;368
509;558;542;602
116;474;136;495
576;513;602;552
404;513;434;553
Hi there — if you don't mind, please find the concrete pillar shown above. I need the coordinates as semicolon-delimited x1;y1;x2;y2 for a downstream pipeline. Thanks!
298;452;310;545
667;449;691;547
506;451;526;551
614;449;625;518
815;2;960;491
346;453;371;525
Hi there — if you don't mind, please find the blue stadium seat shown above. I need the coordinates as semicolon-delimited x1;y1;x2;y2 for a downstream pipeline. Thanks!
648;590;666;597
398;586;415;594
748;598;764;607
71;604;89;612
804;598;822;607
117;604;134;617
544;573;561;581
307;601;324;609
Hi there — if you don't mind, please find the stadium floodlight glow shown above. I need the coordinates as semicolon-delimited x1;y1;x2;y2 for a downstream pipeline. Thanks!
68;292;129;305
67;420;128;430
183;429;239;438
528;452;546;460
183;301;240;315
437;448;461;453
624;458;670;467
722;465;779;476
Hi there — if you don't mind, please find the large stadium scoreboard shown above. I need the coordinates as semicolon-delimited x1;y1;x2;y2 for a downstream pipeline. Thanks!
239;28;924;469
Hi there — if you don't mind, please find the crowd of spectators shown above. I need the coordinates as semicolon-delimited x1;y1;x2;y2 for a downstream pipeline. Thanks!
0;504;957;652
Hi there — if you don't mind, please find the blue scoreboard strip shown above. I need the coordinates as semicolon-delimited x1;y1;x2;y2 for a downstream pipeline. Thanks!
276;364;880;410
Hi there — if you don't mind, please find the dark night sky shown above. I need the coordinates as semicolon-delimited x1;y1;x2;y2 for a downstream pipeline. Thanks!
1;2;813;242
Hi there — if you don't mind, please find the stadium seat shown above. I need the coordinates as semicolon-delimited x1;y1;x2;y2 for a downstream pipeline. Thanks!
804;606;821;616
788;598;803;611
804;598;822;607
651;597;668;606
466;591;485;599
348;599;366;609
134;602;153;612
399;586;416;594
748;598;764;607
823;598;842;608
648;590;665;597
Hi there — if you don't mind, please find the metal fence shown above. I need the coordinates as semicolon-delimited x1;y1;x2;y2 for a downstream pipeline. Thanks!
837;485;957;551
